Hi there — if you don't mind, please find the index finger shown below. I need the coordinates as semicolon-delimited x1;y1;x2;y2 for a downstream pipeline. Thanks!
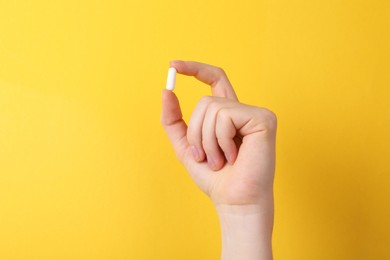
170;60;238;101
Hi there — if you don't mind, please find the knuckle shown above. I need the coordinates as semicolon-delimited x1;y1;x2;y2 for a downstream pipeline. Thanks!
207;100;221;113
199;96;213;106
215;67;226;77
217;108;230;120
261;108;278;131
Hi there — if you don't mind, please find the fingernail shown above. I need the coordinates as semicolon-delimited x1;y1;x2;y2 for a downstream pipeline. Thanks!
191;146;201;162
225;153;235;165
207;156;216;170
226;154;233;165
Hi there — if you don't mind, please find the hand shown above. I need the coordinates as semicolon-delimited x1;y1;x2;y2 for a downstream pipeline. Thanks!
161;60;277;207
161;61;276;259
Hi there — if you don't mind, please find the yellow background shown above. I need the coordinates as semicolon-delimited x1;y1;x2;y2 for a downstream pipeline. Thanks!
1;0;389;259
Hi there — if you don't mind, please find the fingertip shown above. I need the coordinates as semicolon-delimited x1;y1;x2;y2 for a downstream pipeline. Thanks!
189;145;206;163
207;155;225;171
213;161;226;171
226;152;237;165
190;145;201;162
170;60;184;69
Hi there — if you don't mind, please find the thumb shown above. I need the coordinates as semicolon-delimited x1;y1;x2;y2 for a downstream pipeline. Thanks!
161;89;189;161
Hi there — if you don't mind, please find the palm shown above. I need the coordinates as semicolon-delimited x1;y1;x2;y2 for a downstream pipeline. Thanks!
184;132;275;206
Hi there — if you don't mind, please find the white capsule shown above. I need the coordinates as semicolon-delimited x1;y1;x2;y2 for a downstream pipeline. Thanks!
166;67;177;91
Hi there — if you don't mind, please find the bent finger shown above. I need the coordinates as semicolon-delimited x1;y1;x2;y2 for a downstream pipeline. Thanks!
187;97;215;162
215;108;238;164
202;102;226;171
170;60;238;101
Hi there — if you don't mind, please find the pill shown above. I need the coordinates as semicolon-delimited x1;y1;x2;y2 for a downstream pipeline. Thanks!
166;67;177;91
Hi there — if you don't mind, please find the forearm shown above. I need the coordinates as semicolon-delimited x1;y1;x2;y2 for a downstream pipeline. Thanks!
216;194;274;260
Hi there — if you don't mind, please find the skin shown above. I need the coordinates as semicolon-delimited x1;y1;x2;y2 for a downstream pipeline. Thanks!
161;60;277;260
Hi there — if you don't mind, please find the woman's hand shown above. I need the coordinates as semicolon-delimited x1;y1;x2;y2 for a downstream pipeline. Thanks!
161;60;276;259
161;60;277;207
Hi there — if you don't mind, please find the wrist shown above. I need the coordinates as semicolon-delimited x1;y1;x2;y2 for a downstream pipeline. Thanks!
215;196;274;260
